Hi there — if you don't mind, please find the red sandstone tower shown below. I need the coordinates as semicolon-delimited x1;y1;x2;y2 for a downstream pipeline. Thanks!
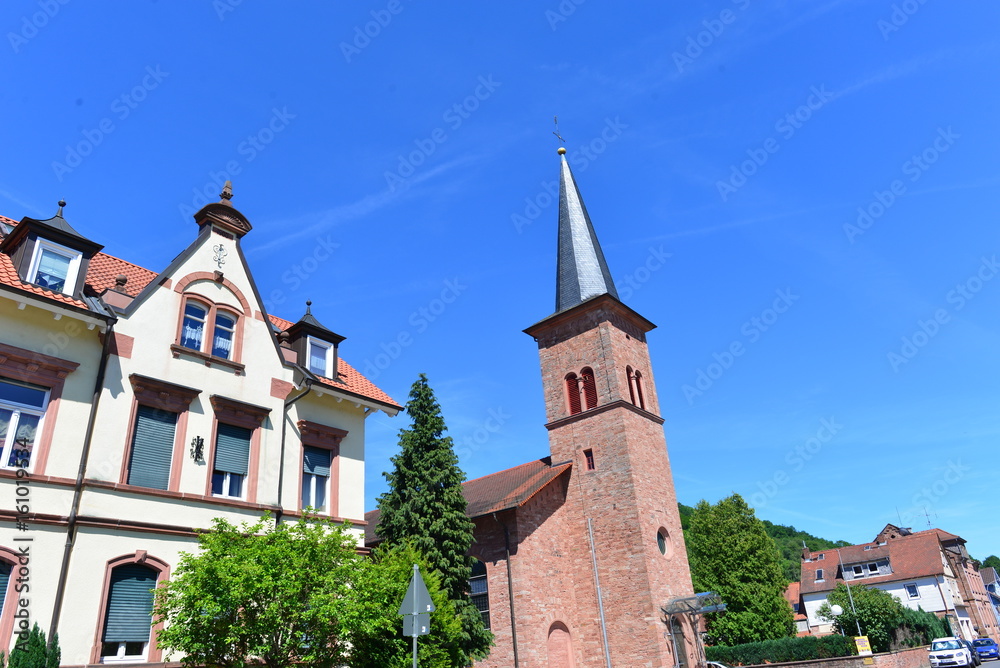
370;148;699;667
520;147;696;667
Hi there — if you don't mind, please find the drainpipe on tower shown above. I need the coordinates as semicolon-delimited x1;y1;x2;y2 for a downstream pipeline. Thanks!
493;512;520;667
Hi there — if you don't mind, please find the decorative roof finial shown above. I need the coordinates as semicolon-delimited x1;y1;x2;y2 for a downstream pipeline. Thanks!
305;300;313;315
220;181;233;201
56;200;66;216
557;147;567;155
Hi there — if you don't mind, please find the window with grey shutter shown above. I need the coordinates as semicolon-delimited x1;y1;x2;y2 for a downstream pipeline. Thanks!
302;446;331;510
127;405;177;490
214;423;250;476
103;564;157;643
213;423;251;498
303;446;331;477
0;562;10;616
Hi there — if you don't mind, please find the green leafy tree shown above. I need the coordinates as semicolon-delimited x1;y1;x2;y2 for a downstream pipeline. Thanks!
153;515;364;668
350;542;466;668
686;493;794;645
8;625;59;668
376;374;492;664
983;555;1000;571
816;583;906;652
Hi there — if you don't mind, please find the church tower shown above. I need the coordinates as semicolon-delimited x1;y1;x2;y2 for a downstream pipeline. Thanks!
523;147;696;667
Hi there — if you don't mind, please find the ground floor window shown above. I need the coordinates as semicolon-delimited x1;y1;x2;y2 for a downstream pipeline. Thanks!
101;564;157;662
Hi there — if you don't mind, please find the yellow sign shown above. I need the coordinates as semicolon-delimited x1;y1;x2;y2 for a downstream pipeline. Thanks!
854;636;873;656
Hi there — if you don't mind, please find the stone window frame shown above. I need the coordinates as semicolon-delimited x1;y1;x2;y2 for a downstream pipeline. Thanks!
119;374;201;491
296;420;347;517
204;395;270;504
0;342;79;476
170;292;247;374
89;551;170;665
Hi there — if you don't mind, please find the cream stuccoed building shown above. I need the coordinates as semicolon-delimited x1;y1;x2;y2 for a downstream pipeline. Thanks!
0;185;400;665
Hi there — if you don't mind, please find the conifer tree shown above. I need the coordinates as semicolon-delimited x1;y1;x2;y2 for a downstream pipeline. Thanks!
376;374;492;663
686;493;794;646
8;625;59;668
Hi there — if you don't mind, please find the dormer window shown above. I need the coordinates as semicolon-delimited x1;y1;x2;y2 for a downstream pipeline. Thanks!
0;202;103;299
28;239;82;295
283;302;345;380
307;338;332;377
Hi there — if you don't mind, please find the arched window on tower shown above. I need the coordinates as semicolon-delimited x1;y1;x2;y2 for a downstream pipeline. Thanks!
634;370;646;410
469;558;490;628
626;365;636;406
581;367;597;410
565;373;581;415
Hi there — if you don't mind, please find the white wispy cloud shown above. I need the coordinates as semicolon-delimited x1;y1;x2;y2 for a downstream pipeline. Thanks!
248;154;480;255
0;188;46;217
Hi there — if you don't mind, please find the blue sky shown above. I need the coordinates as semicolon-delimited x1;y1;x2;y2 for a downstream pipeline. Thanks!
3;1;999;561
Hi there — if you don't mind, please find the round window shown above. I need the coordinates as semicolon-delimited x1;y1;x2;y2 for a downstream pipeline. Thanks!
657;528;669;556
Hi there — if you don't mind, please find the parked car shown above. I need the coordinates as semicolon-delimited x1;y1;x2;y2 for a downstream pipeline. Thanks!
973;639;999;661
965;640;984;666
930;637;977;668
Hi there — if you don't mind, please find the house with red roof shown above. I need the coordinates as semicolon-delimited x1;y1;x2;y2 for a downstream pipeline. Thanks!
366;149;698;668
0;187;399;664
799;524;1000;641
783;581;810;635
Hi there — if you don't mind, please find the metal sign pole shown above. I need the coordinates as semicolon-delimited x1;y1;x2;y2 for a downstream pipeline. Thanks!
412;564;419;668
398;563;435;668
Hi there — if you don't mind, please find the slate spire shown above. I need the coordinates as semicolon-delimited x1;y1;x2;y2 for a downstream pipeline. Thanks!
554;146;619;313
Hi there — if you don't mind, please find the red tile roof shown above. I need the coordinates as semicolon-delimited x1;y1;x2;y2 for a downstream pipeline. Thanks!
784;581;807;621
0;216;398;409
364;457;572;545
462;457;571;517
801;529;953;596
87;252;158;296
267;314;400;409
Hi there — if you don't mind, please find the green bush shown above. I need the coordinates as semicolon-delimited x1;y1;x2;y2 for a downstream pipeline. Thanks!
705;634;855;665
893;607;949;648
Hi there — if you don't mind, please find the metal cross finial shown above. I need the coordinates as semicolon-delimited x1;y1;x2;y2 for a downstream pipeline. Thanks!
552;115;565;143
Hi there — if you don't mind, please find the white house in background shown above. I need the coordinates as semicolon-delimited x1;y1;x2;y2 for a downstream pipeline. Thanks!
0;186;400;665
799;524;1000;641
